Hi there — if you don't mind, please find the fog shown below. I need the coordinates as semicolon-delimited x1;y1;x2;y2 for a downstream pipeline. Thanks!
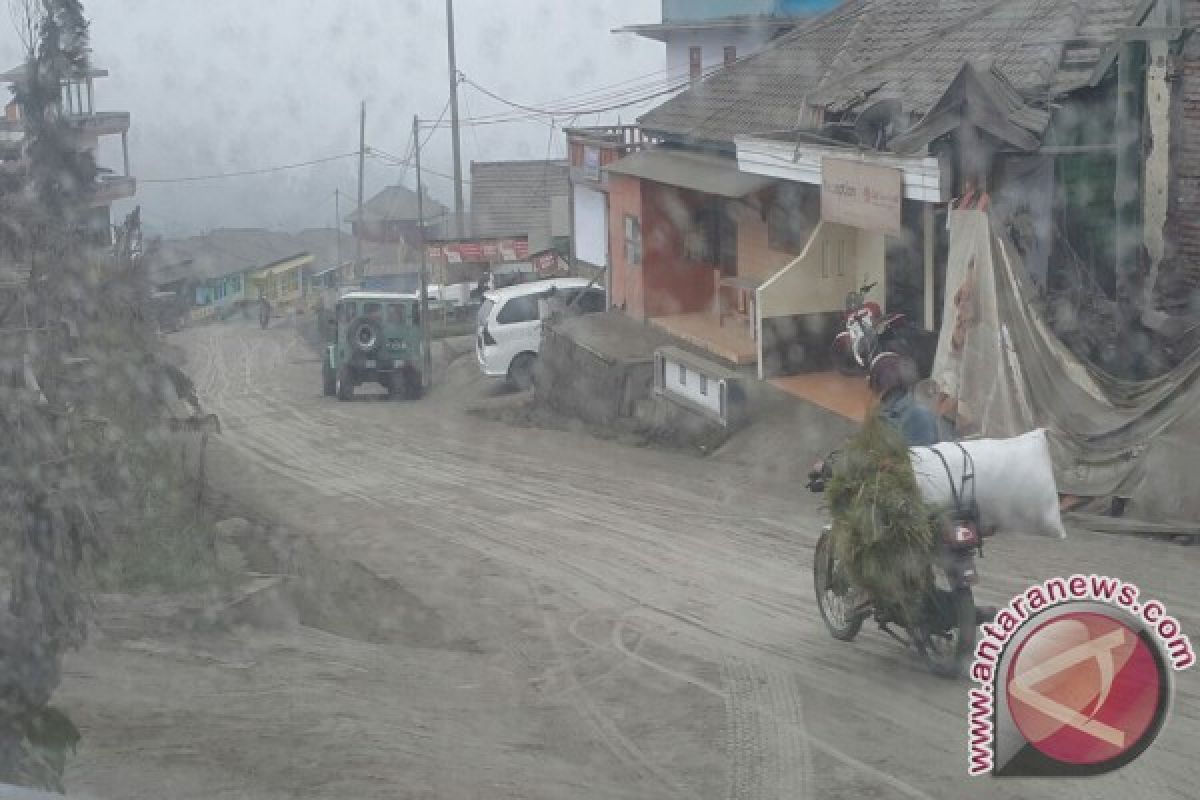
0;0;664;236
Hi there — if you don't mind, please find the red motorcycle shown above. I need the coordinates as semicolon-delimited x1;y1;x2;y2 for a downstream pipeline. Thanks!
830;281;911;375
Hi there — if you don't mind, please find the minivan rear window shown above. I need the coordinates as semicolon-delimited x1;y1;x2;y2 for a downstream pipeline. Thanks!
496;295;539;325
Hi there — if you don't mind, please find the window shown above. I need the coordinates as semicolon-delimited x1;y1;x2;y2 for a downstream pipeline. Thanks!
364;302;383;319
496;295;539;324
624;215;642;266
338;302;356;323
578;289;606;314
689;47;702;81
678;364;687;385
387;303;406;324
724;46;736;66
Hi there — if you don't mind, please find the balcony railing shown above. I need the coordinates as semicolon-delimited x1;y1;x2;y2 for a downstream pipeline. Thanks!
0;110;130;136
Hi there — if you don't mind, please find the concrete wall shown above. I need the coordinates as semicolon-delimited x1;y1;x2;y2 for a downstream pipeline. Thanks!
665;29;773;80
536;325;656;426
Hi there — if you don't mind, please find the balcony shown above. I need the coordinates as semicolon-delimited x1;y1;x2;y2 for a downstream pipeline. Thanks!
566;125;659;187
90;174;136;206
0;110;130;137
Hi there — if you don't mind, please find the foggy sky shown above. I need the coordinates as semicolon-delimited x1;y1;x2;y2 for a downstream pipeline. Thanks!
0;0;664;237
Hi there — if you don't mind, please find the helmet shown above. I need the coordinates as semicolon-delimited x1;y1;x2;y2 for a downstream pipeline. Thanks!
868;351;918;396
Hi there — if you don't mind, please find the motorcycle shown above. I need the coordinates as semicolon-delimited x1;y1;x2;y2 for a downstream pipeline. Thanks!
806;447;985;678
830;281;911;376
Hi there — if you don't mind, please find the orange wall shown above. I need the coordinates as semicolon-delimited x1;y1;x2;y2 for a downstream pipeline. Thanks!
641;183;718;318
737;201;803;281
607;173;644;317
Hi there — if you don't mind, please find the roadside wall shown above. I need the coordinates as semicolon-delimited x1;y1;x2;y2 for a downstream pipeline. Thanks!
536;324;655;426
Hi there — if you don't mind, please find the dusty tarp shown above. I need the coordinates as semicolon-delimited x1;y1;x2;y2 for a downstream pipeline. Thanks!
932;211;1200;529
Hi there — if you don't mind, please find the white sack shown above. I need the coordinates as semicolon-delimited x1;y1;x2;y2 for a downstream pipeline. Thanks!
909;429;1066;539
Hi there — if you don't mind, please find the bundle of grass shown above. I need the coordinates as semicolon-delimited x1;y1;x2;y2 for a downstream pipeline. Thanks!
826;414;936;622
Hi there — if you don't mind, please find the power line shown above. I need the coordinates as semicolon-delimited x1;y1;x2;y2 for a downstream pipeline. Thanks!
457;60;732;123
141;152;359;184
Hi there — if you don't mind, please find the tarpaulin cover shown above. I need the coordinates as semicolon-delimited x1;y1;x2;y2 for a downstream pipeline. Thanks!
931;211;1200;531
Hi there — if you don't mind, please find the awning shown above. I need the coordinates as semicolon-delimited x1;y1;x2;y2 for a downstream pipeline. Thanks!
606;148;775;198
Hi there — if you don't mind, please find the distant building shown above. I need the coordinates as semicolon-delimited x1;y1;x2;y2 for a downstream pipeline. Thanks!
469;160;570;255
614;0;841;83
0;63;135;241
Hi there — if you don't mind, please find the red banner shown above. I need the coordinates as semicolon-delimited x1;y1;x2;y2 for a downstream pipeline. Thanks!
427;237;530;264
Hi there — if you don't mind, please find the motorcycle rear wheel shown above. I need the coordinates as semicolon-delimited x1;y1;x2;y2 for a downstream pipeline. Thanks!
813;531;864;641
914;587;977;678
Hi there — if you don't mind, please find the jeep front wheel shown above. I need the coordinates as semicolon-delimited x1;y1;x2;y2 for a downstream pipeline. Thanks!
335;367;354;402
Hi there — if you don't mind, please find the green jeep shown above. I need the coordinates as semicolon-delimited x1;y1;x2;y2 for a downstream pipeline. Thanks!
322;291;426;401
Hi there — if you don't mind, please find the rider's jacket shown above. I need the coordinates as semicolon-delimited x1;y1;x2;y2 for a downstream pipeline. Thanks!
879;390;940;448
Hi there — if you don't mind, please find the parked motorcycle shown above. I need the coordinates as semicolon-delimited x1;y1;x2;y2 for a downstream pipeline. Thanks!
830;281;912;376
806;449;984;678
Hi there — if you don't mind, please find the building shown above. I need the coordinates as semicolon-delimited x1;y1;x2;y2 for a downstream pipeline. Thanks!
614;0;841;83
346;184;448;274
0;63;135;241
470;160;570;255
602;0;1193;384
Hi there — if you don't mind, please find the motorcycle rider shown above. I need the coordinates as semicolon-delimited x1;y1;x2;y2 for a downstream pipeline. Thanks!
868;351;940;447
866;351;996;626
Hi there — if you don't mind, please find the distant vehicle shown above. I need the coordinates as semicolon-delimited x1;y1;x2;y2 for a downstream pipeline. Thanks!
150;291;186;333
324;291;426;401
476;278;606;390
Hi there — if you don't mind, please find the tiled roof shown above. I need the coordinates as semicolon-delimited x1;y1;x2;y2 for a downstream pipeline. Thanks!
639;0;1146;144
346;185;447;224
469;160;568;249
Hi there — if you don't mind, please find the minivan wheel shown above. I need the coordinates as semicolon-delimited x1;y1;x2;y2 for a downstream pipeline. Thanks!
508;353;536;391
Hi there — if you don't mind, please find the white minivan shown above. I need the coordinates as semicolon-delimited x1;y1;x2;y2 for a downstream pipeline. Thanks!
476;278;606;388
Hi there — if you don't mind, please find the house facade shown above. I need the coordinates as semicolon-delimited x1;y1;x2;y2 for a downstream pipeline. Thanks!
1;63;135;243
596;0;1195;385
615;0;841;82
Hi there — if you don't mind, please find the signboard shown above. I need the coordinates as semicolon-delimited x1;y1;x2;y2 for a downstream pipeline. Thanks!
582;146;601;181
427;237;529;264
821;158;903;234
532;249;562;275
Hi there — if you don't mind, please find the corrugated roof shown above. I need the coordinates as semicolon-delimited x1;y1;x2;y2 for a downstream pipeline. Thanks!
469;160;569;250
639;0;1146;144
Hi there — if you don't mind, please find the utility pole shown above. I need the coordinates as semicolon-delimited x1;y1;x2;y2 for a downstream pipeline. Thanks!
334;189;343;269
414;114;433;389
446;0;465;238
356;100;366;279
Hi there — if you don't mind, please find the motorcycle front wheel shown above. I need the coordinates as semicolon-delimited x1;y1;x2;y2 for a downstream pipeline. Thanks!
813;531;864;641
914;587;977;678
